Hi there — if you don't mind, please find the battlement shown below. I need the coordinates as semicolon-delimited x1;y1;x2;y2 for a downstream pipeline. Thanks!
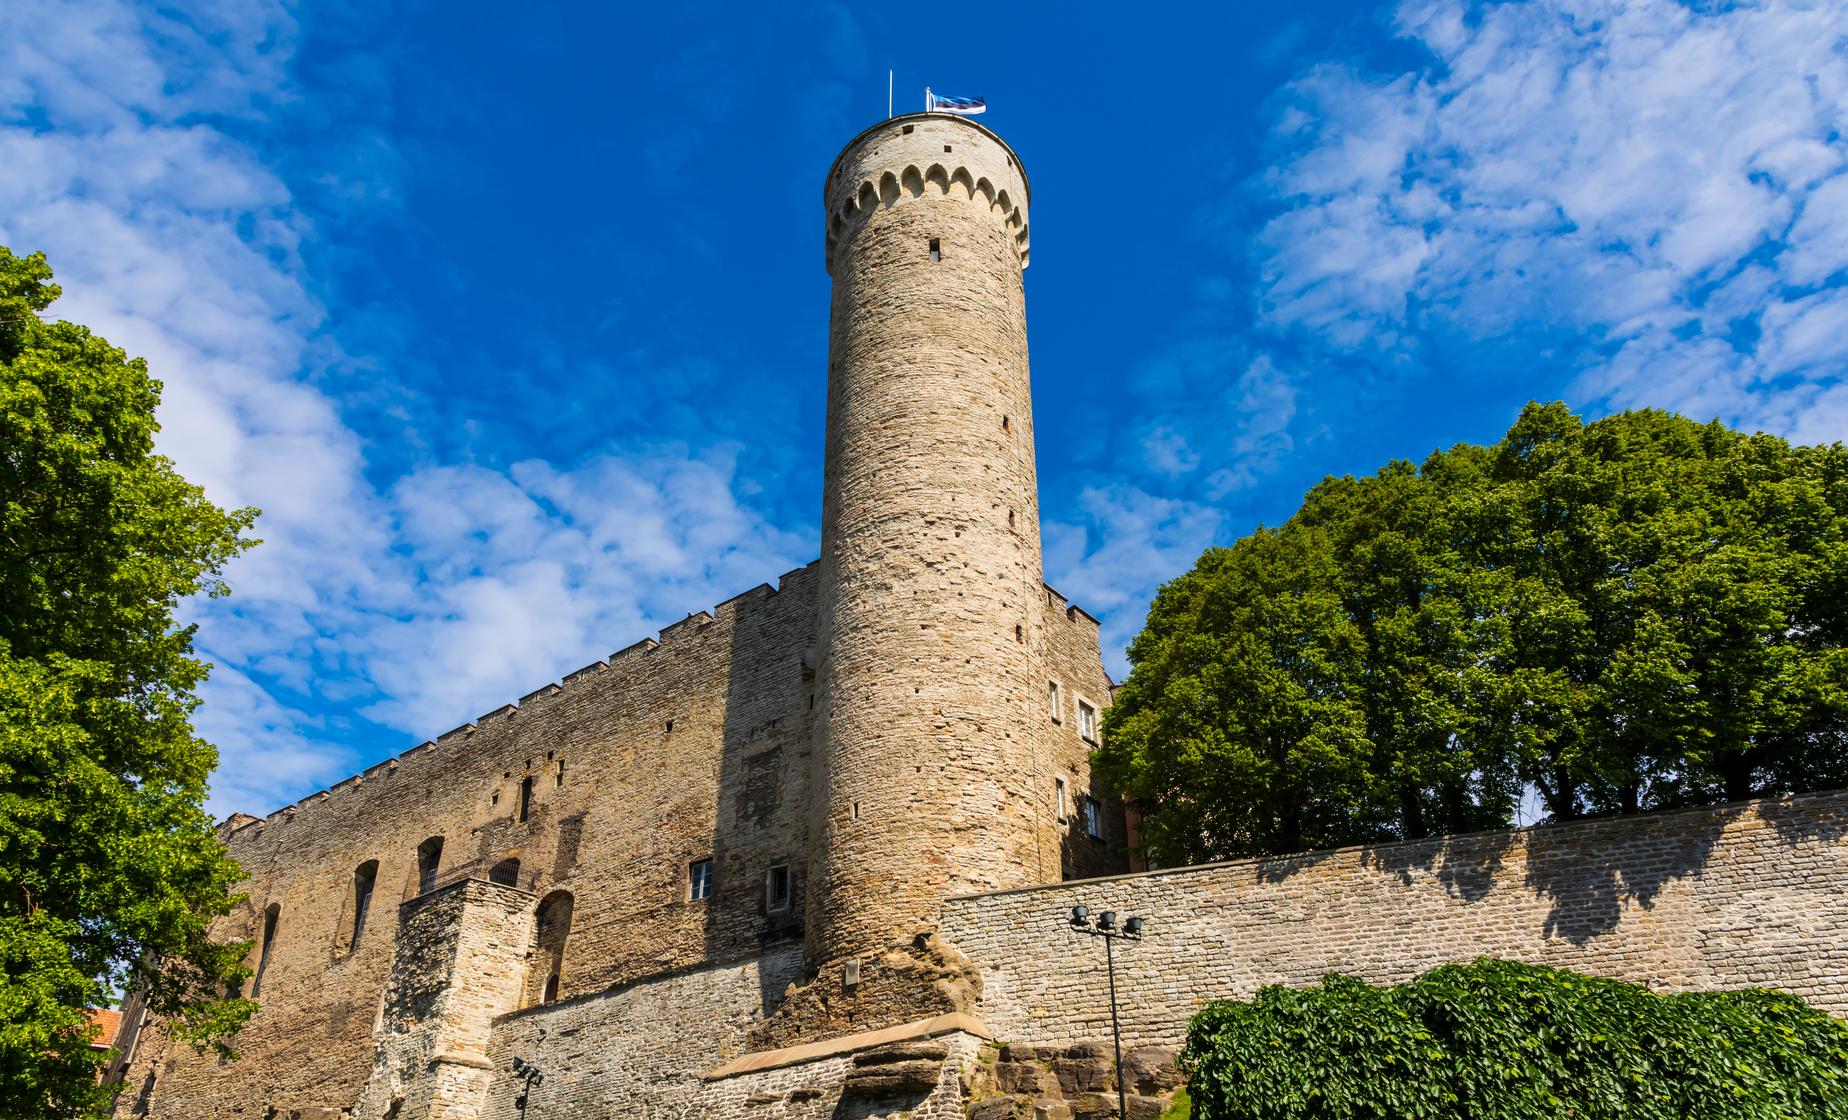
227;560;822;834
824;114;1030;272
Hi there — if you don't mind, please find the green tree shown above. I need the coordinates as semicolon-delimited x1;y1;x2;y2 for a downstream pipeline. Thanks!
0;246;258;1118
1100;402;1848;864
1183;959;1848;1120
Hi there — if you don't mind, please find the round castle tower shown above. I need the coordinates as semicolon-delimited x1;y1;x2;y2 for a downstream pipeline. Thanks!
810;113;1047;967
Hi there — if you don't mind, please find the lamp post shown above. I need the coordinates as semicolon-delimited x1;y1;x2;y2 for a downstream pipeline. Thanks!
511;1056;544;1116
1069;905;1144;1120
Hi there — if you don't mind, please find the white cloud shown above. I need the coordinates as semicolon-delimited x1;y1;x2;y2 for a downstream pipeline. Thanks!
1044;486;1223;678
1254;0;1848;439
3;0;811;816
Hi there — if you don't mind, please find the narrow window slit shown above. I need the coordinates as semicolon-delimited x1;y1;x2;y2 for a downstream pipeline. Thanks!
929;237;941;263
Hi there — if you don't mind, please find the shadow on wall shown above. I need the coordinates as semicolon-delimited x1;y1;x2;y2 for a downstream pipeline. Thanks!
710;578;815;1019
1244;799;1801;946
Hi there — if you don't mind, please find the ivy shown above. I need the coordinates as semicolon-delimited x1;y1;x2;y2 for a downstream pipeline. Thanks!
1183;959;1848;1120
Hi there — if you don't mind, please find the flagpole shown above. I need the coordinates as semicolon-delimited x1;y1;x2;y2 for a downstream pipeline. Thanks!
888;70;893;118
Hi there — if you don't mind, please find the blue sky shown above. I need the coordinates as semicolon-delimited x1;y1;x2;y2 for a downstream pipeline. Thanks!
6;0;1847;815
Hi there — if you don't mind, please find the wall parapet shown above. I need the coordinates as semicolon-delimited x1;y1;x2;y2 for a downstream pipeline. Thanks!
223;561;825;835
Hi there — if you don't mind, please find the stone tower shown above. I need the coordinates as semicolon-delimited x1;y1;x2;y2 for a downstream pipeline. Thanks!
810;113;1045;969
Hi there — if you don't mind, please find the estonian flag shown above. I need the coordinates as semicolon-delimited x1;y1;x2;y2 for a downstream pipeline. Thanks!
926;89;986;116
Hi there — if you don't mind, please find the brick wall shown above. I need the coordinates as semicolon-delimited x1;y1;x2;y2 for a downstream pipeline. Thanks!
941;789;1848;1049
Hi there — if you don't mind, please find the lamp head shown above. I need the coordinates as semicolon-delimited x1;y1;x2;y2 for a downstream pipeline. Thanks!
1069;904;1089;928
512;1057;526;1074
1097;910;1117;932
1123;915;1144;938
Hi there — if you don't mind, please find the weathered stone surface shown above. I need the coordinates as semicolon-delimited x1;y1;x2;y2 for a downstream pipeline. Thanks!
967;1095;1031;1120
844;1059;945;1097
1051;1042;1114;1096
995;1058;1061;1097
1125;1094;1167;1120
854;1039;951;1065
1121;1046;1184;1096
1066;1091;1120;1118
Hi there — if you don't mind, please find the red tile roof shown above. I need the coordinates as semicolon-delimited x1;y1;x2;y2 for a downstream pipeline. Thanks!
84;1009;122;1049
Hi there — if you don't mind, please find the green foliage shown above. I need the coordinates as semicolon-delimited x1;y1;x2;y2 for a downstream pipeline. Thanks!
0;246;259;1117
1183;959;1848;1120
1160;1085;1193;1120
1100;402;1848;864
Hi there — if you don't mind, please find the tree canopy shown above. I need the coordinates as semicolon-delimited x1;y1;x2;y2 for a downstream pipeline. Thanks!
0;246;258;1117
1099;403;1848;865
1183;959;1848;1120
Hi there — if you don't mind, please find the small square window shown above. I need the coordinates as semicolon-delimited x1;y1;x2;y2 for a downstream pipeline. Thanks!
689;858;713;902
1055;777;1069;823
766;865;791;912
1082;796;1103;840
1048;681;1062;723
1077;700;1098;743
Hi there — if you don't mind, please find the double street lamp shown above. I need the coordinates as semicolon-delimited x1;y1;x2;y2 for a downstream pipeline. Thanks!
1069;905;1144;1120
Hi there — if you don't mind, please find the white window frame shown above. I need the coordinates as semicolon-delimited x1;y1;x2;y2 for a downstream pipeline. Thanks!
1076;697;1099;744
765;865;791;912
689;858;713;902
1082;796;1103;840
1048;680;1062;723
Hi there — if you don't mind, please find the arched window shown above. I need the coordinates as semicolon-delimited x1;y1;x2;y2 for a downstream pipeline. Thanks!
251;903;280;996
351;861;379;946
489;857;521;887
531;890;574;1006
417;836;444;895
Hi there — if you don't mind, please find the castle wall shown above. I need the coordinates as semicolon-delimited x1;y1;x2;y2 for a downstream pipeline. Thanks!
941;788;1848;1050
477;944;806;1119
118;565;826;1118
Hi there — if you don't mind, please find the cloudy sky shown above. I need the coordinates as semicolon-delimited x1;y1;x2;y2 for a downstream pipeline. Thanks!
5;0;1846;815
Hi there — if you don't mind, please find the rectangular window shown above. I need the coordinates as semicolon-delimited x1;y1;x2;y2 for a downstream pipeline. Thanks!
1048;681;1062;723
766;865;791;912
1077;699;1098;743
1083;796;1103;840
929;237;941;262
518;776;534;822
1056;777;1069;823
689;859;713;902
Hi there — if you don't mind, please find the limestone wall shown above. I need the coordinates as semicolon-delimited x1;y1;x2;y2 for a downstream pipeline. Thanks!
942;789;1848;1049
119;566;826;1118
811;111;1075;970
478;945;806;1119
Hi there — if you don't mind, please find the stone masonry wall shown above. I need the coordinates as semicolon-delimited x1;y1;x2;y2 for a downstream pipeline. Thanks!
478;944;806;1119
811;113;1055;971
942;789;1848;1049
353;879;535;1120
117;565;827;1118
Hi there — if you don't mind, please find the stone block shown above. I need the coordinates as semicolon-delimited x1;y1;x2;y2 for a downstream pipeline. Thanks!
968;1096;1031;1120
843;1059;942;1097
995;1059;1061;1097
1067;1091;1120;1118
852;1039;951;1065
1032;1101;1074;1120
1121;1046;1184;1095
1126;1094;1168;1120
1052;1042;1115;1095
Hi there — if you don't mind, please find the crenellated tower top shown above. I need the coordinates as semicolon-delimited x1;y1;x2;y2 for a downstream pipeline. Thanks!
823;113;1030;274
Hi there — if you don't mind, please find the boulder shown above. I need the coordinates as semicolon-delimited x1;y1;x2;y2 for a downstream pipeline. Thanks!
1121;1046;1185;1095
1052;1043;1115;1096
995;1059;1061;1097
